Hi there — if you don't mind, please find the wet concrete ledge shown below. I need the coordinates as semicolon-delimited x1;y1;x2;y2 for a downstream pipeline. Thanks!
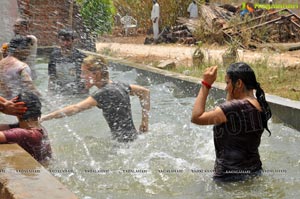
0;144;77;199
99;54;300;132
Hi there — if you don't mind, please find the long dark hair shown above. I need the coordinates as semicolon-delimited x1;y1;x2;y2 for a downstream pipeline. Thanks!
226;62;272;135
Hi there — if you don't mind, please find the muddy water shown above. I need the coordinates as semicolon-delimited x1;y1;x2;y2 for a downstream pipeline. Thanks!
1;62;299;199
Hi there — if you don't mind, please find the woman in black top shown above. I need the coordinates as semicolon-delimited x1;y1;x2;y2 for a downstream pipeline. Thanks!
42;55;150;142
191;62;272;182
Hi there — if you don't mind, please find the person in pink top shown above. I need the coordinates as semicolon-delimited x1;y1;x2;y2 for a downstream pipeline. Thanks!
0;91;52;163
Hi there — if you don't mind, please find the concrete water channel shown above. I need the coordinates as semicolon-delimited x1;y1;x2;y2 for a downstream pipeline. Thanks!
1;0;299;198
1;52;299;198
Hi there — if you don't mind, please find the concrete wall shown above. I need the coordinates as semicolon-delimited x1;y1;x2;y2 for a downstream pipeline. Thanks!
0;144;78;199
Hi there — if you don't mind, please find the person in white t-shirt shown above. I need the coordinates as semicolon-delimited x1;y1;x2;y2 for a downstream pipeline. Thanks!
187;0;198;18
151;0;160;41
268;0;273;5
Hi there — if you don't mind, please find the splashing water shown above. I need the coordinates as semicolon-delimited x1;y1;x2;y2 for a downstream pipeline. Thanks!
27;62;300;199
64;123;96;167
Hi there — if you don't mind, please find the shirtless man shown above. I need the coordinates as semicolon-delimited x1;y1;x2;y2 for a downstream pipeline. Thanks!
0;36;41;99
13;18;38;80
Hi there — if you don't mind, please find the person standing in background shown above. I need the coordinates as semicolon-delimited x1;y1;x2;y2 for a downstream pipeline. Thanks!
187;0;199;18
151;0;160;42
13;18;38;80
268;0;273;5
48;29;87;95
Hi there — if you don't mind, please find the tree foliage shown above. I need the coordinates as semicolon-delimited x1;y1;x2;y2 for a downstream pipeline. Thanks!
76;0;115;35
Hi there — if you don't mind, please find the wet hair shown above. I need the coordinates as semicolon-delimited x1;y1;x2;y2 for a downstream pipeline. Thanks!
16;91;42;120
8;36;32;54
226;62;272;135
58;29;75;40
83;55;109;81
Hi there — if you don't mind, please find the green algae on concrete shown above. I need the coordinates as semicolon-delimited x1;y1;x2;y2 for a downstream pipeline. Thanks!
0;144;78;199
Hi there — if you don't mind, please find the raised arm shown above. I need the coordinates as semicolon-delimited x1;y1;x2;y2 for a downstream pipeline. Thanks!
130;84;150;132
41;96;97;122
191;66;227;125
20;67;42;97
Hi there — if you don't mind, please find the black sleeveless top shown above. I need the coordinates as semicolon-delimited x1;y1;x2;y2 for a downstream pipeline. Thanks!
91;82;138;142
213;99;264;177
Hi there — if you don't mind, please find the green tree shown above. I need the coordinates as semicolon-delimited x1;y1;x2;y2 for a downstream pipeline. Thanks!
76;0;115;35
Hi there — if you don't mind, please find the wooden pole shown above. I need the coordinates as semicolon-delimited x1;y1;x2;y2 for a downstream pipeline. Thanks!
223;9;291;31
243;14;294;31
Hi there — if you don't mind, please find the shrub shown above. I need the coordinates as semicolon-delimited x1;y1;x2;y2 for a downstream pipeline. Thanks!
76;0;115;35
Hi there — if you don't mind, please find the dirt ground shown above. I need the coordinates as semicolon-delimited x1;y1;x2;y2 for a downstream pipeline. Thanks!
96;34;300;69
96;34;300;100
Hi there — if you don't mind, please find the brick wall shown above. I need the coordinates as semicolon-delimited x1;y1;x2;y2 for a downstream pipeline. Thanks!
18;0;95;51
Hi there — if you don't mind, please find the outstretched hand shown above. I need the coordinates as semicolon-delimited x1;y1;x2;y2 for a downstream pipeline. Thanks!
1;97;27;116
203;66;218;85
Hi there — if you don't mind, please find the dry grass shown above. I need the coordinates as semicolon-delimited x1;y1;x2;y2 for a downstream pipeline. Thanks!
99;35;300;101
